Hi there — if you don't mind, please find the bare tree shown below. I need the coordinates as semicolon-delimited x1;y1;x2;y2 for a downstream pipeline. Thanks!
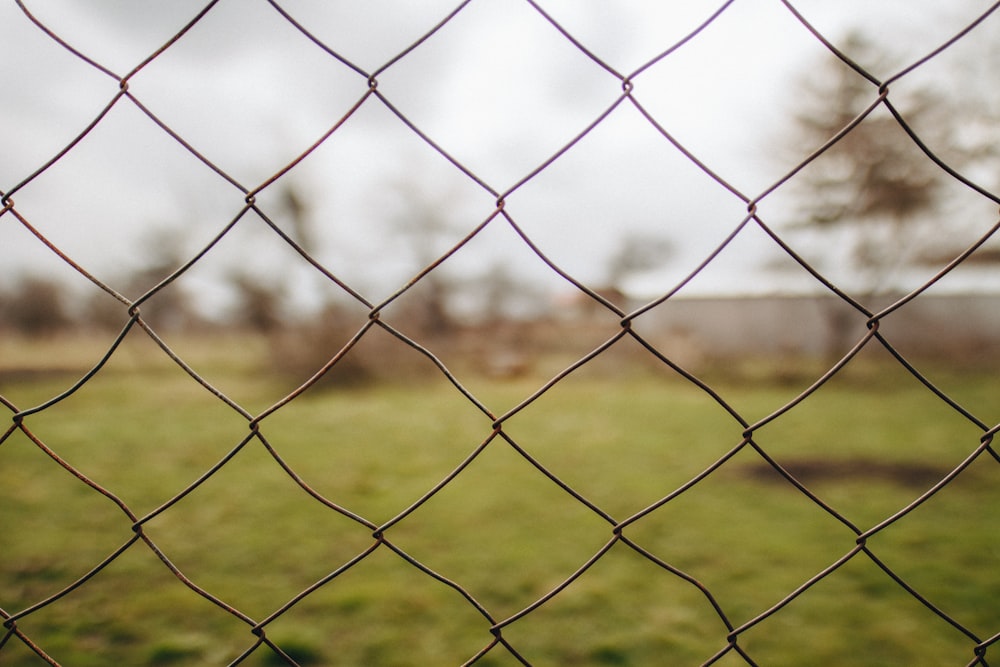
228;272;286;334
382;184;462;337
785;32;947;297
279;182;317;256
606;231;674;294
77;227;202;333
0;276;72;336
227;183;314;335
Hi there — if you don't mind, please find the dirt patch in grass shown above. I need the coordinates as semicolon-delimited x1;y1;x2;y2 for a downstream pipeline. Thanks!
0;368;81;384
737;458;952;489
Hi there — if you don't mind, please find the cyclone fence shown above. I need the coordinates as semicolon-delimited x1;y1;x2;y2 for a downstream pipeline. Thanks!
1;1;999;665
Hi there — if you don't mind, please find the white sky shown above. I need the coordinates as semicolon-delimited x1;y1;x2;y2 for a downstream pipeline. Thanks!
1;0;998;314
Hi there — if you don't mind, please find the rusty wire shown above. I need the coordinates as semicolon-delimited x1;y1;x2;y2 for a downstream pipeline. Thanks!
2;1;999;665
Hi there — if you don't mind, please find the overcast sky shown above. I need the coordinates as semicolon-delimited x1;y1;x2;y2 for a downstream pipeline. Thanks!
1;0;997;313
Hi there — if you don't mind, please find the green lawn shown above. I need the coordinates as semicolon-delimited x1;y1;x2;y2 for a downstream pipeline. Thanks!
1;332;998;665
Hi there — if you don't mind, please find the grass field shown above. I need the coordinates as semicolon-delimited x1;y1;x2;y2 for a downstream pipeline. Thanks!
1;332;998;666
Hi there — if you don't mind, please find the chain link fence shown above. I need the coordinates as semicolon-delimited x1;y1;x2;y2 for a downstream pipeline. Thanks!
2;1;999;665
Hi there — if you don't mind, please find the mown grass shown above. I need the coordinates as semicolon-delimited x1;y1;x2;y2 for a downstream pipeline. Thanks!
1;332;998;665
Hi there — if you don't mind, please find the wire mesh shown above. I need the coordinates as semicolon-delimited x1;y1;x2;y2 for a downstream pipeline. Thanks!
2;1;999;665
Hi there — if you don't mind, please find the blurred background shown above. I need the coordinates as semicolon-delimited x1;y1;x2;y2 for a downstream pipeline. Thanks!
1;0;999;374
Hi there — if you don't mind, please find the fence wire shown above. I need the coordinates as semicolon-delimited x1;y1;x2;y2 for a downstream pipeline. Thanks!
2;1;999;665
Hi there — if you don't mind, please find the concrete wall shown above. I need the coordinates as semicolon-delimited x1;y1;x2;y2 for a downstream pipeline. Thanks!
629;293;1000;360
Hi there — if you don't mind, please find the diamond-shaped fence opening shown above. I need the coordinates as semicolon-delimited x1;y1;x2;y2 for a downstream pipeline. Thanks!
2;2;999;665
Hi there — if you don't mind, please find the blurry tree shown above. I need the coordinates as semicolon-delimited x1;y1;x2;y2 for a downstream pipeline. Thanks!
911;5;1000;267
783;26;1000;358
228;271;286;334
82;227;200;332
1;276;72;336
383;184;461;337
786;31;945;296
227;183;315;335
606;231;674;295
280;183;317;255
475;261;548;324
